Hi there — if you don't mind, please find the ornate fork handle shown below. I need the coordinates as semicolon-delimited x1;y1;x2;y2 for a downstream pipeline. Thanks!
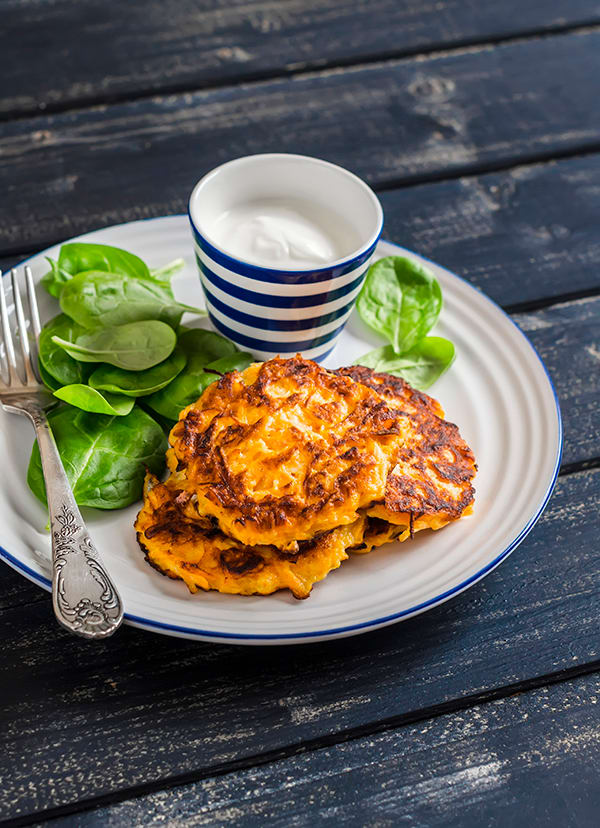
28;404;123;639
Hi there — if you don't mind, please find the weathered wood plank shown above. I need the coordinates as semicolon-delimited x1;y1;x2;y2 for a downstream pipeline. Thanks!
1;29;600;255
2;465;599;821
2;1;598;117
0;253;33;274
4;153;600;310
0;564;44;613
513;296;600;467
54;671;600;828
380;154;600;309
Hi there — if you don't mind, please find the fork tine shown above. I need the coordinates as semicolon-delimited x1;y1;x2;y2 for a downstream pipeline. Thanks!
0;272;17;386
25;266;41;338
11;268;36;384
24;266;42;381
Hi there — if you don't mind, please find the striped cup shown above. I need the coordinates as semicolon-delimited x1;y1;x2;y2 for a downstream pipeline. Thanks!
188;154;383;362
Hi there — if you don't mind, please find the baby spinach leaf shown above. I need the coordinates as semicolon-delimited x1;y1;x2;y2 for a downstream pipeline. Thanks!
42;242;151;297
60;271;205;330
142;370;208;421
88;345;186;397
149;258;185;281
204;351;255;375
41;258;72;299
145;329;242;421
137;402;178;435
38;361;62;392
27;405;167;510
356;256;442;354
52;320;176;371
355;336;455;390
178;328;238;363
38;313;93;385
53;385;135;416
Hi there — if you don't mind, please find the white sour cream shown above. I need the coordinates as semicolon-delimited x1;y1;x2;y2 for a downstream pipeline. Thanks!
208;198;359;268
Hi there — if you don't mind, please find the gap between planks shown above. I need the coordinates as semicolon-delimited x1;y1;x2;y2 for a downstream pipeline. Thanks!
504;286;600;315
4;657;600;828
1;141;599;262
373;140;600;193
3;177;600;315
1;20;599;124
559;457;600;477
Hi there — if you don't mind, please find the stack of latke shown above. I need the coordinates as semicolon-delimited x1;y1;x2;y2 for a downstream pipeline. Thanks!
135;356;476;598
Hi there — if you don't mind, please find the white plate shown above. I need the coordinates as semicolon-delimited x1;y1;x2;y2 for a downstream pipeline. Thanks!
0;216;562;644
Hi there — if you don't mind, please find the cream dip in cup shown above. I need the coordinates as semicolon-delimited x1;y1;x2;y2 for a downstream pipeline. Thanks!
188;153;383;361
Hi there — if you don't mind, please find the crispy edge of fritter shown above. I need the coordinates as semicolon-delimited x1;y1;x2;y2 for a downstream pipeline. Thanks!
334;365;445;419
336;365;476;528
135;473;366;599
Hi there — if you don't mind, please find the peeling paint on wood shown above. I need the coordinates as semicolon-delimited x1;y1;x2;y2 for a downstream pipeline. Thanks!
2;1;599;116
1;31;600;254
38;675;600;826
5;151;600;312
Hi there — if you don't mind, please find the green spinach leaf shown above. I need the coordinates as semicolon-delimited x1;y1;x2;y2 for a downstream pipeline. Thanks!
145;329;244;421
52;320;176;370
38;361;62;391
178;328;239;363
355;336;455;389
149;258;185;281
41;243;151;297
27;405;167;510
137;402;179;434
53;385;135;416
60;271;205;330
41;258;72;299
88;345;186;397
356;256;442;353
204;352;255;376
38;313;93;385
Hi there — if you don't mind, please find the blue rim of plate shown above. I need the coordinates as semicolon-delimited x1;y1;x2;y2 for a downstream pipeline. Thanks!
0;219;563;643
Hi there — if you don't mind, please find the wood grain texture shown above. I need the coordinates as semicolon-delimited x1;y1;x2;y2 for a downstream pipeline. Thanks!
2;0;599;117
0;564;44;613
380;154;600;309
1;29;600;255
43;672;600;828
2;466;599;821
513;296;600;467
4;153;600;309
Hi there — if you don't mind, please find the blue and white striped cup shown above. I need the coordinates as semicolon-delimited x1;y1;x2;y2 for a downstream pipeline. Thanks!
188;154;383;362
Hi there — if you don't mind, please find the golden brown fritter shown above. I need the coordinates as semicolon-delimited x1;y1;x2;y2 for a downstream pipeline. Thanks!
336;366;476;536
136;474;366;599
135;357;476;599
165;357;409;549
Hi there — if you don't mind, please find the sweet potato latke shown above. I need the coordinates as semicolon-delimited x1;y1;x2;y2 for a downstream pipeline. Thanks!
135;356;476;598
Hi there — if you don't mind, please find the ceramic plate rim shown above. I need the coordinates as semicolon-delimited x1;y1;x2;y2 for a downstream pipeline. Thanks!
0;215;563;643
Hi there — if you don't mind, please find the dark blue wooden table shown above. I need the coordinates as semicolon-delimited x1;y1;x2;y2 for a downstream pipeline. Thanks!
1;2;599;825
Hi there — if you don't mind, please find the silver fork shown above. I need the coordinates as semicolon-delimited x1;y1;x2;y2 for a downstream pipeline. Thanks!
0;267;123;639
